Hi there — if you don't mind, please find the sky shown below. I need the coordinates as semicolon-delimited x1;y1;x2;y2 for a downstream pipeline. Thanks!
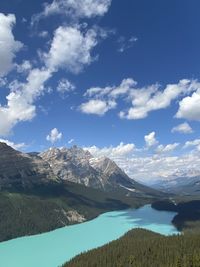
1;0;200;183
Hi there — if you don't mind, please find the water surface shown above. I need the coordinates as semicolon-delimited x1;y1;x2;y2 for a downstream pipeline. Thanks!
0;204;179;267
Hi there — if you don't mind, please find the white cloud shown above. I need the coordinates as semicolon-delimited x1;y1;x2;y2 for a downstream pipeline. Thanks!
82;78;200;119
0;13;23;77
117;36;138;53
0;77;7;87
81;78;136;115
32;0;112;24
46;128;63;143
45;26;98;74
144;131;158;147
0;68;51;136
121;79;200;120
84;78;136;99
57;79;75;94
115;153;200;183
80;99;116;115
156;143;179;153
184;138;200;151
68;138;75;144
84;142;135;158
176;89;200;121
0;138;26;150
16;60;32;74
38;31;49;38
0;22;103;136
84;142;200;183
171;122;193;134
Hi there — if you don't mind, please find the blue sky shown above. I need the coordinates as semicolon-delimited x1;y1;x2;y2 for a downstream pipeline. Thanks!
1;0;200;182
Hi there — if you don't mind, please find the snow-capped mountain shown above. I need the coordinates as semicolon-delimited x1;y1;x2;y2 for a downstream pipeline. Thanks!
40;145;161;196
0;142;161;197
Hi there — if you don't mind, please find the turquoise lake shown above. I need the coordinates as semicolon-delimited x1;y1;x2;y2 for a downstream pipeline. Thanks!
0;204;179;267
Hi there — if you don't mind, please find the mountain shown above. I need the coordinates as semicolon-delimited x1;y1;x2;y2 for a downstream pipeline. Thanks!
0;142;164;242
39;146;104;189
0;142;56;189
89;156;162;196
0;142;155;242
0;142;161;197
40;146;162;197
153;175;200;195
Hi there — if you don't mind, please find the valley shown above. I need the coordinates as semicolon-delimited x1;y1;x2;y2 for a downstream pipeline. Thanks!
0;142;160;242
0;142;200;267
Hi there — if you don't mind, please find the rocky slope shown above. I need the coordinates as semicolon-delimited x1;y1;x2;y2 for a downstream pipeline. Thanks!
39;146;105;189
0;142;161;197
0;142;56;189
40;146;162;197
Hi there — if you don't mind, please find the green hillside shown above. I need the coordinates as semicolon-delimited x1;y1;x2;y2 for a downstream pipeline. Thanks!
63;228;200;267
0;181;152;242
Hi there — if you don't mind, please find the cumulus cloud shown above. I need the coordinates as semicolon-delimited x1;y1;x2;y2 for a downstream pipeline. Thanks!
82;78;200;119
144;132;158;147
0;68;52;136
84;142;135;158
80;99;116;115
46;128;63;143
57;79;75;94
83;141;200;183
184;138;200;151
45;26;99;74
84;78;136;99
171;122;193;134
121;79;200;120
0;138;26;150
176;89;200;121
16;60;32;74
32;0;112;24
0;13;23;77
68;138;75;144
156;143;179;153
0;21;103;136
81;78;135;115
115;153;200;183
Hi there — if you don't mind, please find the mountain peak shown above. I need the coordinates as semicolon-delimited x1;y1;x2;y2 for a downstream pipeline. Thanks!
0;142;16;152
0;143;161;197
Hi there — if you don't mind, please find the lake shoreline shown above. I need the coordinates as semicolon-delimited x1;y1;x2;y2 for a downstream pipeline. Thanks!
0;204;179;267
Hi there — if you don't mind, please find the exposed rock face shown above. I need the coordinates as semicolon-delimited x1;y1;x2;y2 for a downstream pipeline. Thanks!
0;142;56;189
89;156;136;190
65;210;86;223
0;142;160;197
40;146;106;189
40;146;155;195
40;146;163;196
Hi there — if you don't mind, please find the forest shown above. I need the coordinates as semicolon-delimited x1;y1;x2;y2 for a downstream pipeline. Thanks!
0;182;150;242
63;228;200;267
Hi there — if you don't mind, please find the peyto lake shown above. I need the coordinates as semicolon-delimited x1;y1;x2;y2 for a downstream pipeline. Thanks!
0;204;179;267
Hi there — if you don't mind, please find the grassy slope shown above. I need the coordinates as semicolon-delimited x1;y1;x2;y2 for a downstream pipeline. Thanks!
0;181;153;242
63;228;200;267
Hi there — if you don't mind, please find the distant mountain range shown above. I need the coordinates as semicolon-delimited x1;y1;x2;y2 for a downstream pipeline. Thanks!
153;175;200;195
0;142;161;197
39;145;161;197
0;142;163;241
2;141;200;197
